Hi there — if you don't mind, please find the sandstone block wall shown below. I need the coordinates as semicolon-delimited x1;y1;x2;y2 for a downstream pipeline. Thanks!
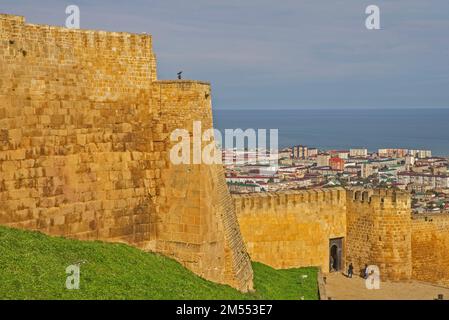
150;80;253;290
234;188;418;283
411;214;449;287
0;14;157;247
0;13;253;292
346;189;412;281
234;188;347;273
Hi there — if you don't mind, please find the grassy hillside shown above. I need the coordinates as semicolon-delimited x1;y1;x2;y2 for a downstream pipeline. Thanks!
0;226;317;300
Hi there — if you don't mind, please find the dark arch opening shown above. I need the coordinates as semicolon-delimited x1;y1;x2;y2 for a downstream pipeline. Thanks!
330;245;339;272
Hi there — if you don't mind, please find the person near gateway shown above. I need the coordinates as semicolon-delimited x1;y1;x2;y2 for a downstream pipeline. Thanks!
348;263;354;278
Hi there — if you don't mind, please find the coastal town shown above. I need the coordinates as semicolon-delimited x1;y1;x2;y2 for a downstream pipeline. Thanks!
224;146;449;214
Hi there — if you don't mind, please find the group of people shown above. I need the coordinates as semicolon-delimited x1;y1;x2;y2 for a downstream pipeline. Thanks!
347;263;370;279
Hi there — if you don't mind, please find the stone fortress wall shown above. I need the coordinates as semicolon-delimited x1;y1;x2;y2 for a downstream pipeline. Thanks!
346;189;412;281
233;188;347;273
234;188;449;286
1;13;449;292
0;13;253;292
411;214;449;287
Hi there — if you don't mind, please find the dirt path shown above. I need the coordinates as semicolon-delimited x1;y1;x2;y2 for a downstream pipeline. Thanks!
325;272;449;300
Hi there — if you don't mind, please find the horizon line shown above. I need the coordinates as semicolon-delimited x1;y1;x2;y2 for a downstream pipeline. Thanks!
213;106;449;111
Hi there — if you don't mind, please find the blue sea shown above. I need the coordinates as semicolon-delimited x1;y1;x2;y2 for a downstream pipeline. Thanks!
212;108;449;157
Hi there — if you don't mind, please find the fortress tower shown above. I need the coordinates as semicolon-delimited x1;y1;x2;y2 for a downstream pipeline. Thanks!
346;189;412;280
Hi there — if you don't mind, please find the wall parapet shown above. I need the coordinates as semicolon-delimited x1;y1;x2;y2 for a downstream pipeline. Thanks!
233;188;346;215
347;188;411;210
0;13;25;23
0;13;154;65
412;213;449;221
0;13;151;38
155;80;211;86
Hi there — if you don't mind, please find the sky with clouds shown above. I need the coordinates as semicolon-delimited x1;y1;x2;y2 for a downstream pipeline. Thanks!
1;0;448;109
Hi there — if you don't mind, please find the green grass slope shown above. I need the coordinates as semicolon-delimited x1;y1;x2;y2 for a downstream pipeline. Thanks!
0;226;317;300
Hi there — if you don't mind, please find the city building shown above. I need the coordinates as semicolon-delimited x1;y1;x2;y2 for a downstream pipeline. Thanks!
405;154;416;170
292;145;307;159
307;148;318;157
309;166;341;176
316;154;331;167
227;182;263;193
278;148;292;160
350;148;368;158
277;165;309;178
361;163;375;178
226;175;280;185
409;149;432;159
344;165;361;174
329;157;345;171
378;148;409;158
222;149;277;165
330;150;350;159
398;172;449;191
370;158;399;168
291;145;318;159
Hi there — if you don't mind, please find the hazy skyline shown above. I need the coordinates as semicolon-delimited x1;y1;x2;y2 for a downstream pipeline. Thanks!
1;0;448;109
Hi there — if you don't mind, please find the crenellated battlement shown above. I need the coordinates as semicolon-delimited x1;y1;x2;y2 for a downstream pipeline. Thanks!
0;13;25;24
348;188;410;210
0;13;154;62
233;188;410;215
0;13;151;39
233;187;346;215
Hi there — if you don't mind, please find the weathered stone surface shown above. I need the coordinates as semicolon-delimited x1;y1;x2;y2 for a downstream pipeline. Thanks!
411;214;449;287
0;13;253;292
234;188;347;273
346;189;412;281
235;188;449;287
